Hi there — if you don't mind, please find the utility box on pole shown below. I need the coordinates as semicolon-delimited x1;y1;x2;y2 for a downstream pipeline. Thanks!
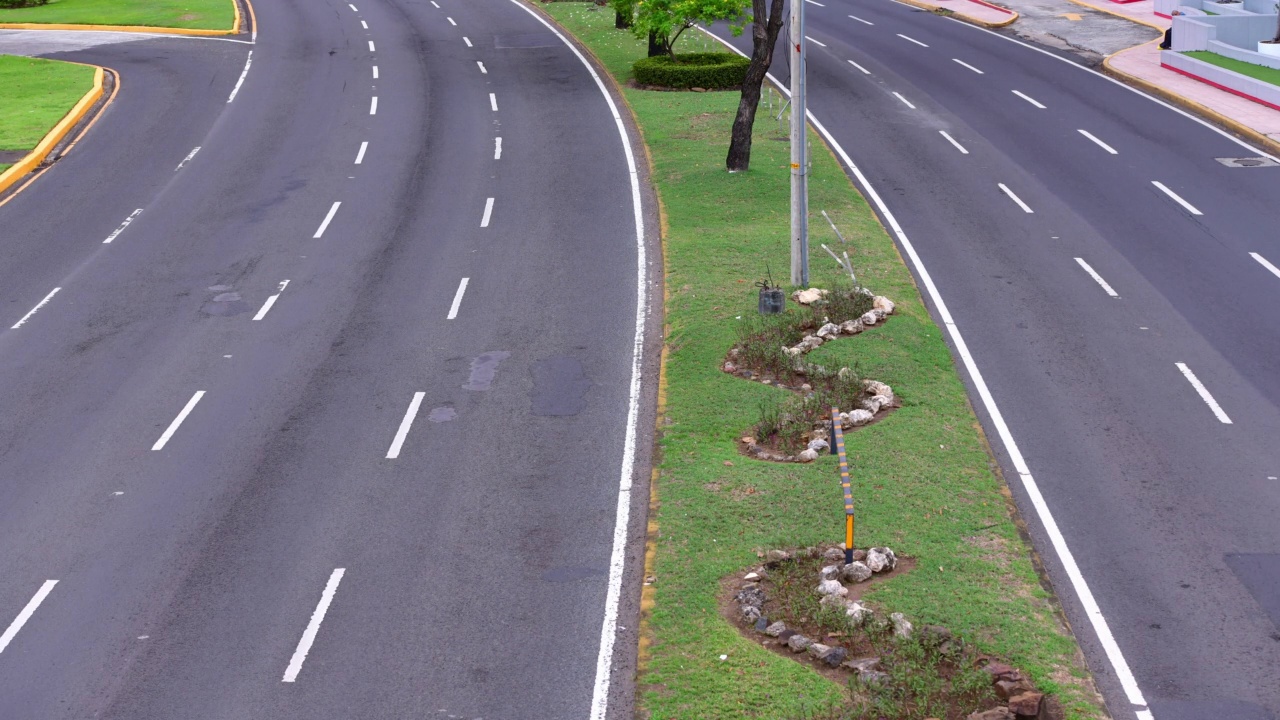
789;0;810;288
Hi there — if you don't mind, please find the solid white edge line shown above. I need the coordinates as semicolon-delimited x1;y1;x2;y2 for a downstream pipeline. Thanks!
849;13;874;24
1151;181;1202;215
494;136;503;159
939;130;969;154
698;26;1156;712
152;391;206;451
373;65;379;78
847;59;871;74
102;208;143;244
489;93;498;111
227;50;253;103
1012;89;1046;108
805;35;827;47
1078;129;1118;154
897;33;928;47
1175;362;1233;424
1249;251;1280;278
370;96;378;115
946;17;1280;162
11;287;61;329
282;568;345;682
175;146;201;171
385;392;425;459
480;197;494;227
313;202;341;238
447;277;470;320
252;294;281;321
0;580;57;655
477;60;487;74
505;4;646;720
355;141;368;164
952;58;984;74
998;183;1034;213
892;91;915;109
1074;258;1120;297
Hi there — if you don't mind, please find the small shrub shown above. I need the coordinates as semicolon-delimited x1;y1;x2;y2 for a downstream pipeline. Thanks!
0;0;50;7
632;52;749;89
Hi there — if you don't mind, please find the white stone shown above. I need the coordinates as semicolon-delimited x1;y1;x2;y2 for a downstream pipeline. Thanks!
847;409;874;426
873;296;895;314
862;397;883;415
819;564;841;581
797;449;819;463
792;288;827;305
819;593;847;611
846;601;872;625
860;310;879;326
866;547;896;573
864;380;893;399
890;612;913;639
837;366;855;380
816;322;841;339
807;438;829;453
871;394;892;409
839;320;864;335
840;561;872;584
784;346;802;357
743;572;760;581
816;579;848;597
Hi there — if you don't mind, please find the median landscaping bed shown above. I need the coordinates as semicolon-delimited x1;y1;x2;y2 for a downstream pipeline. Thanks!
0;0;235;30
1185;50;1280;86
0;54;96;174
539;3;1106;719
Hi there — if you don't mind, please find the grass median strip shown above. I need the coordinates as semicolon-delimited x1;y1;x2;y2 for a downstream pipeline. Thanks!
0;0;234;30
0;54;96;165
541;4;1103;718
1185;50;1280;87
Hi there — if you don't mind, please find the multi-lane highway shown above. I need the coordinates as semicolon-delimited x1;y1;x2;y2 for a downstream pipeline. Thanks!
714;3;1280;718
0;1;657;718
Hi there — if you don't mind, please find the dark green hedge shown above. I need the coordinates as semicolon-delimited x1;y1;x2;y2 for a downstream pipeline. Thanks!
0;0;50;6
632;52;749;90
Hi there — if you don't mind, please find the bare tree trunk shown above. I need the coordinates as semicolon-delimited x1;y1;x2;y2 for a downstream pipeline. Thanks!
615;10;630;29
648;31;667;57
726;0;786;172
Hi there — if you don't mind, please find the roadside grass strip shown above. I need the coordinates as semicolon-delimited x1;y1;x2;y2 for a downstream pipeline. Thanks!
0;0;234;30
0;55;96;158
543;5;1103;719
1186;51;1280;87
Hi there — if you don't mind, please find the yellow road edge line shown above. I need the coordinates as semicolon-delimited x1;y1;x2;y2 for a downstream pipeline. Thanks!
0;64;105;197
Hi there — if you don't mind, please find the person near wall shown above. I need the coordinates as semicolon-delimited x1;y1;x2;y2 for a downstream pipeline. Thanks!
1160;10;1183;50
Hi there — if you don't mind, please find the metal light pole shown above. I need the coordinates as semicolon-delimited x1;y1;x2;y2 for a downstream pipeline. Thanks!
789;0;809;287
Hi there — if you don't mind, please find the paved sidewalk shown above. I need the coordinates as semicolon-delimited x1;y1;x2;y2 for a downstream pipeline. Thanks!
900;0;1020;27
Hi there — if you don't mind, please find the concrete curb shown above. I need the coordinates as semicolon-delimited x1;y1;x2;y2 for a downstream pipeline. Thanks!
0;0;246;37
0;63;107;197
896;0;1020;29
1102;41;1280;156
1065;0;1167;30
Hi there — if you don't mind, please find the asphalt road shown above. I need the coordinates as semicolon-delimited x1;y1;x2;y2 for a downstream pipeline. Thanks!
0;1;656;718
714;3;1280;719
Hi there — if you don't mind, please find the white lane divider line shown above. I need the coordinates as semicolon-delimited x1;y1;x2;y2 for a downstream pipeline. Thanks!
368;40;375;52
480;197;494;227
227;50;253;103
1176;362;1233;424
385;392;425;459
1074;258;1119;298
175;146;201;171
103;208;143;244
360;20;368;29
282;569;346;683
348;3;358;10
849;13;874;24
0;580;57;656
897;33;928;47
892;91;915;109
252;280;290;321
846;59;870;74
1152;180;1202;215
952;58;984;74
1249;251;1280;278
939;130;969;154
805;0;825;5
370;96;378;115
313;202;341;238
447;16;456;25
431;0;440;6
354;141;368;165
11;287;61;330
489;93;498;111
1078;129;1118;154
477;61;487;74
805;35;827;47
998;183;1034;213
494;137;502;160
463;36;473;47
447;277;470;320
152;391;206;451
372;65;379;79
1012;90;1046;108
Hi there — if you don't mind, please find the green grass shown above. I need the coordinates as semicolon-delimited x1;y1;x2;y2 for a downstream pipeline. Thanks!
541;4;1104;719
1186;50;1280;86
0;54;95;155
0;0;234;30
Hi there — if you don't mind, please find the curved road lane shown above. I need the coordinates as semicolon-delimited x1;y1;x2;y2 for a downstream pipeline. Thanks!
0;1;656;718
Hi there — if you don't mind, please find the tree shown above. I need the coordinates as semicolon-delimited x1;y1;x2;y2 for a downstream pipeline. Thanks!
611;0;750;58
725;0;785;172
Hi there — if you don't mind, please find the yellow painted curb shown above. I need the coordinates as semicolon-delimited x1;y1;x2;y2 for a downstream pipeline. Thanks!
0;64;105;197
0;0;243;36
1103;43;1280;156
897;0;1019;28
1066;0;1166;30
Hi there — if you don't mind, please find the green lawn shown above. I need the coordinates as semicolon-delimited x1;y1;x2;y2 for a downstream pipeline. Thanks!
0;0;234;30
0;54;96;157
541;4;1104;719
1187;50;1280;86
